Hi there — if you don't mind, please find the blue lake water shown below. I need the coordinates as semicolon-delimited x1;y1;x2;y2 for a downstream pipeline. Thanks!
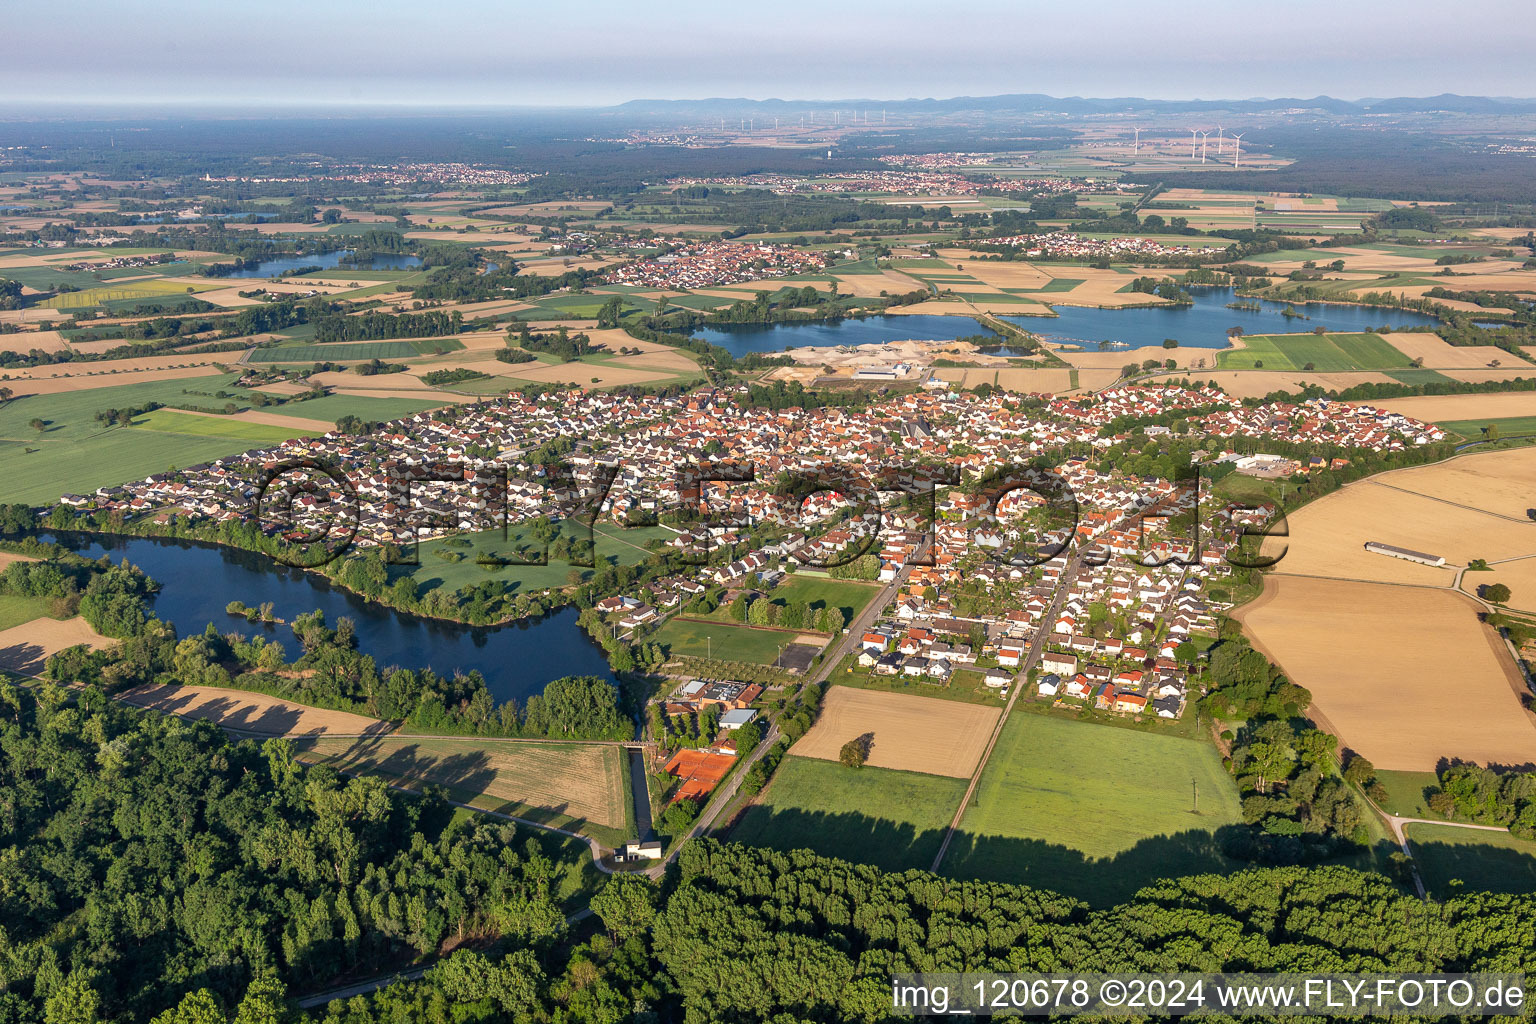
685;290;1444;356
690;314;1000;356
40;532;615;703
355;253;422;270
227;250;353;278
1003;286;1444;351
227;250;421;278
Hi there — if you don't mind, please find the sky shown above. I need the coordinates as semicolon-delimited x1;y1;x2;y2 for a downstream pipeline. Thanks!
5;0;1534;108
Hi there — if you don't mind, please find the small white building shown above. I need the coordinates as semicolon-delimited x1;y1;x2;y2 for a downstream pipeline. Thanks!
719;708;758;730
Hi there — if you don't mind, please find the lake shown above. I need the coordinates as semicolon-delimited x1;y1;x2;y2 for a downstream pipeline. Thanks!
1002;286;1444;351
225;250;421;278
690;314;1000;356
684;291;1444;356
227;250;353;278
40;532;616;703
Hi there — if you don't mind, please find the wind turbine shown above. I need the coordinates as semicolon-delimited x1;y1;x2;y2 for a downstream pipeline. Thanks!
1132;127;1141;157
1216;125;1225;154
1231;133;1245;168
1199;131;1210;163
1189;128;1199;160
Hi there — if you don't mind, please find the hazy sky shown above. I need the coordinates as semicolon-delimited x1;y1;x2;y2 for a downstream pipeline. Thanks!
5;0;1533;108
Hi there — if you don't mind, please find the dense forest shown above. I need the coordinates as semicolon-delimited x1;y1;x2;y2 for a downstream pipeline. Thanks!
10;682;1529;1024
0;685;581;1022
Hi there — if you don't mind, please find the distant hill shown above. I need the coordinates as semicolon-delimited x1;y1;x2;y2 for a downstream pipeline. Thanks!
612;93;1536;116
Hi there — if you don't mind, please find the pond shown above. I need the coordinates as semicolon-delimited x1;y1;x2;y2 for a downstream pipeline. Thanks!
689;314;1000;356
1001;286;1444;351
41;532;615;703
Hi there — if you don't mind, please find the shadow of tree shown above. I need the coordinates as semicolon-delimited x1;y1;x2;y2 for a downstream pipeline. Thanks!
293;734;600;841
0;640;48;675
1411;837;1536;898
727;807;1404;907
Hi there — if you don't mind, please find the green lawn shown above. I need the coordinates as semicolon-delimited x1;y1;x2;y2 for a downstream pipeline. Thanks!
767;574;881;622
1405;823;1536;898
1382;368;1454;385
401;520;671;595
0;593;57;631
1439;416;1536;440
651;617;800;665
0;374;290;504
727;755;966;872
1216;332;1413;372
247;338;463;363
943;713;1243;906
259;394;446;424
248;342;419;363
1372;769;1443;818
131;409;314;445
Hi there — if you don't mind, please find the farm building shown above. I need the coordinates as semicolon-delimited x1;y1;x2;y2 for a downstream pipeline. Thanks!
1363;541;1446;567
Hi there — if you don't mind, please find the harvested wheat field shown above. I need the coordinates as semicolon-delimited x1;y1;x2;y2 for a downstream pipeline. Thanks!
291;735;630;833
0;616;111;676
1353;392;1536;423
1441;369;1536;384
829;269;927;298
791;685;999;778
118;683;391;736
0;367;225;398
1376;333;1513;369
1373;446;1536;521
1238;577;1536;771
1266;482;1535;587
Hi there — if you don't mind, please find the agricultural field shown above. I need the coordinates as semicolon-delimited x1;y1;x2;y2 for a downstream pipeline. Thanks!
1405;823;1536;898
38;279;213;309
0;372;300;503
130;408;314;444
1216;332;1413;371
726;755;966;871
790;685;999;778
0;614;110;676
291;734;633;847
247;342;423;363
258;393;447;424
117;682;389;737
404;520;671;594
943;712;1244;906
1265;449;1536;592
1238;577;1536;771
1439;416;1536;441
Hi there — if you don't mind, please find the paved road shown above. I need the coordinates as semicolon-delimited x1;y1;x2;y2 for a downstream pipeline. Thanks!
666;553;923;864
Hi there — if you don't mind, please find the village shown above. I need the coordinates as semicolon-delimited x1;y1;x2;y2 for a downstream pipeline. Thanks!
982;231;1228;259
44;378;1452;813
598;240;832;289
